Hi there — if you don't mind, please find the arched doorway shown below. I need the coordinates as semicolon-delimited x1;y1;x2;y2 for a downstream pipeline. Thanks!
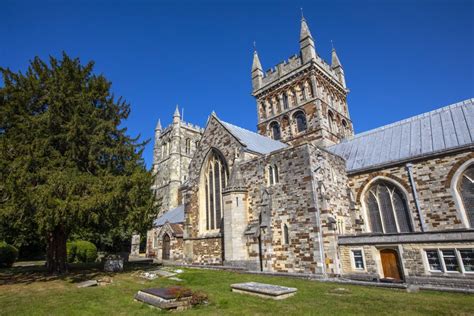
380;249;403;280
162;234;171;260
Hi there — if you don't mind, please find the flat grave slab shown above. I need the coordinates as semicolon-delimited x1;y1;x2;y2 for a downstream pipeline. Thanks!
135;286;193;311
230;282;297;300
77;280;98;288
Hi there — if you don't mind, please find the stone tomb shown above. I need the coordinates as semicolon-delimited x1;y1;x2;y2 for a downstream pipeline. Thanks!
134;287;193;311
230;282;297;300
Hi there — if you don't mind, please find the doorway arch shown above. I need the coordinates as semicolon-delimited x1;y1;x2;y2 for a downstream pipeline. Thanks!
162;234;171;260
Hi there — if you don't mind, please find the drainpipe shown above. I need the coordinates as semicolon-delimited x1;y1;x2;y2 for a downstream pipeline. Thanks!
310;165;327;278
406;163;427;232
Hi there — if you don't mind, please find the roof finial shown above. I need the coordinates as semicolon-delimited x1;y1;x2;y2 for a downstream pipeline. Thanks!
331;39;335;51
253;40;257;52
301;7;304;20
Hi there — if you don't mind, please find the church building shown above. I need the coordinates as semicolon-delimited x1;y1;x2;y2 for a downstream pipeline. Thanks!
145;17;474;289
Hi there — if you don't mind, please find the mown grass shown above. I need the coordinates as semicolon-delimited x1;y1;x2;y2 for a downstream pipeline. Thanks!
0;263;473;315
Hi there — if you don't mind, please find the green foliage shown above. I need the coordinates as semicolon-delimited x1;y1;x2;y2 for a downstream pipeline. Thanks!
0;241;19;267
0;53;157;272
66;240;97;263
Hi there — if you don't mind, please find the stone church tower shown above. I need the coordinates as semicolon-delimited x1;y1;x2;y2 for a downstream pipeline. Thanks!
252;17;354;147
152;105;203;216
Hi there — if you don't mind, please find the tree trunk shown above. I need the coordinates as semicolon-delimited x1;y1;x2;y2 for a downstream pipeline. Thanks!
46;225;68;274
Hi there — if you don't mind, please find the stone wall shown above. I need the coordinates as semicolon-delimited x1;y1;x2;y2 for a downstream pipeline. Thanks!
347;150;474;233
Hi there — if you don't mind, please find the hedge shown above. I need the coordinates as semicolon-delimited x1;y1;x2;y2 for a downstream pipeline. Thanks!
0;241;19;268
67;240;98;263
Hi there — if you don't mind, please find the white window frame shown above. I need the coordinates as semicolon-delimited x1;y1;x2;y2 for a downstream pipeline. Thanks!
423;248;474;275
350;248;366;271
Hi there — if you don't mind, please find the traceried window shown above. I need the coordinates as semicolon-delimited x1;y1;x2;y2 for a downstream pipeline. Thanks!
364;180;412;234
457;164;474;227
204;150;229;230
294;111;307;133
328;111;338;134
270;121;281;140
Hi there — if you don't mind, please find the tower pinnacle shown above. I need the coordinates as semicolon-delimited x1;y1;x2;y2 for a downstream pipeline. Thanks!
155;119;162;131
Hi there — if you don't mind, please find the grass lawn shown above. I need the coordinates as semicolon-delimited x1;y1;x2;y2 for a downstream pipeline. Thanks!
0;263;473;315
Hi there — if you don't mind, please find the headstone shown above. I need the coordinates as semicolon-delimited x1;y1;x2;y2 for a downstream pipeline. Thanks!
130;234;140;257
135;287;193;311
104;255;124;272
230;282;297;300
77;280;98;288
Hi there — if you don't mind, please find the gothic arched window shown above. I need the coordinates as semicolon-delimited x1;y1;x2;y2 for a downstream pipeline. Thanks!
268;165;279;186
341;119;348;137
457;164;474;227
270;121;281;140
204;150;229;230
294;111;307;133
307;80;314;98
364;180;412;233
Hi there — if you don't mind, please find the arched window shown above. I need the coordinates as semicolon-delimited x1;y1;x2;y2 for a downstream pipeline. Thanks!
457;164;474;227
294;111;307;133
283;224;289;245
341;119;348;137
283;92;289;110
270;121;281;140
260;102;266;119
185;138;191;154
204;150;229;230
364;180;412;233
290;88;297;106
268;165;279;186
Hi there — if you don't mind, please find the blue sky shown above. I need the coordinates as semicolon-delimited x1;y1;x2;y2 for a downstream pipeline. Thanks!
1;0;473;168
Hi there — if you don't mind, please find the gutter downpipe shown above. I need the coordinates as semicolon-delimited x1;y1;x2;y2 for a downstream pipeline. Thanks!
308;145;327;278
406;163;427;232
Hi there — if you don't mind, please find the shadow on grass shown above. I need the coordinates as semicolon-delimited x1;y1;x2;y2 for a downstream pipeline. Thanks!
0;261;161;286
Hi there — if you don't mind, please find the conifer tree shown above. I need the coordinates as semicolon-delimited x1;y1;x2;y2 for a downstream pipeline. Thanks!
0;53;156;273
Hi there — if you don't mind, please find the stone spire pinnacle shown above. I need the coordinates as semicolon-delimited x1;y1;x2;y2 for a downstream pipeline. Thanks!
173;104;180;118
331;46;342;69
300;16;313;41
252;49;262;72
251;44;264;91
155;118;162;131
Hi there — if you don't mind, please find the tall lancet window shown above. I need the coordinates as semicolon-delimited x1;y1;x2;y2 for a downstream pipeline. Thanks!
364;180;412;234
458;164;474;227
204;150;229;230
270;121;281;140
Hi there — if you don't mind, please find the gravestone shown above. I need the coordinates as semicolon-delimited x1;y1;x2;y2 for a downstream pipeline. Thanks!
135;287;193;311
104;255;124;272
230;282;297;300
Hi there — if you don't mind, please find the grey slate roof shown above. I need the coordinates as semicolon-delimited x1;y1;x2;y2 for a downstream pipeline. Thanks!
328;98;474;173
218;119;288;154
153;204;185;227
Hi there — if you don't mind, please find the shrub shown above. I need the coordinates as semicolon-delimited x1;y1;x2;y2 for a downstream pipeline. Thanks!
67;240;97;263
0;241;19;268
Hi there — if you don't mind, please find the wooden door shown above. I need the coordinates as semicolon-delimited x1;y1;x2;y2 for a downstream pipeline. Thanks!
380;249;402;280
162;234;171;260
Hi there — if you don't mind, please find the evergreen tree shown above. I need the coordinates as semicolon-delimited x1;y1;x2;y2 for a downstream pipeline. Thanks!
0;53;156;273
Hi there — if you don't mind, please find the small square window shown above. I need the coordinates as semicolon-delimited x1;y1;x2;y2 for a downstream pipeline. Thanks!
442;250;459;272
459;249;474;272
352;250;364;270
425;250;442;271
